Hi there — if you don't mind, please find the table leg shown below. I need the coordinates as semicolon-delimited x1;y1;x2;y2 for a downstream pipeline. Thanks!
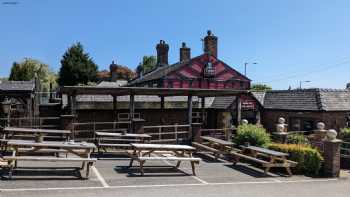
264;156;275;175
282;156;293;176
85;162;91;178
129;149;137;167
191;161;196;176
140;160;145;176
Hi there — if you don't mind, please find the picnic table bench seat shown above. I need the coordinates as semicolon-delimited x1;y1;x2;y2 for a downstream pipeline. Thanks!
129;143;200;176
231;146;298;176
3;156;97;179
192;136;235;160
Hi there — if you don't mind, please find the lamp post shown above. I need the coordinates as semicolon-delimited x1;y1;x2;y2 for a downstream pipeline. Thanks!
244;62;258;76
299;80;311;89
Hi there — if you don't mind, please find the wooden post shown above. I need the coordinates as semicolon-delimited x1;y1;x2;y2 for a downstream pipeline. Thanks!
236;96;242;126
70;94;77;116
201;97;205;124
130;94;135;132
256;110;261;124
130;94;135;120
187;95;193;125
113;95;117;121
160;96;165;110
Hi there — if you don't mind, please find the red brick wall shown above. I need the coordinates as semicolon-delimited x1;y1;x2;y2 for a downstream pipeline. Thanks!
261;110;349;132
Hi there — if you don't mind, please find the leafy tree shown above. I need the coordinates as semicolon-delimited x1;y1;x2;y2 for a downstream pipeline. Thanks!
251;83;272;91
8;58;56;91
58;42;98;86
135;56;157;76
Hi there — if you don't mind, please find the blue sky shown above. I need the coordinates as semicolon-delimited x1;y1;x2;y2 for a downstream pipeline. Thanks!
1;0;350;89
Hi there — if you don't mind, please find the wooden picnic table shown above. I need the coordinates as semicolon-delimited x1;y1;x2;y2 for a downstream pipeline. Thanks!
4;127;71;135
1;127;72;152
192;136;235;160
128;143;200;176
95;132;152;155
4;140;96;179
235;145;297;176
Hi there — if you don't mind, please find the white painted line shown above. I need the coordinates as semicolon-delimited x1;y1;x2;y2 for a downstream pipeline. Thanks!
0;178;338;192
91;166;109;188
272;178;282;183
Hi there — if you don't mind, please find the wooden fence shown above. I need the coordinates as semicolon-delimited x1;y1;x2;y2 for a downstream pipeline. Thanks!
143;124;191;144
71;121;131;141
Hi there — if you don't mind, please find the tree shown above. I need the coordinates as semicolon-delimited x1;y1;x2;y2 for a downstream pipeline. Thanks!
8;58;56;91
135;56;157;76
58;42;98;86
251;83;272;91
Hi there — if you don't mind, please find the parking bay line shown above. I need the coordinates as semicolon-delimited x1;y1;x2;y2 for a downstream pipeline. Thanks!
0;178;338;192
91;166;109;188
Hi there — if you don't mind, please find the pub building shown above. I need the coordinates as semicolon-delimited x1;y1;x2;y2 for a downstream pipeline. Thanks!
70;31;261;128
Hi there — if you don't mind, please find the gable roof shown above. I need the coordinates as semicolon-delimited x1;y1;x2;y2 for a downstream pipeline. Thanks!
128;54;250;85
210;96;236;109
251;89;350;111
0;80;35;92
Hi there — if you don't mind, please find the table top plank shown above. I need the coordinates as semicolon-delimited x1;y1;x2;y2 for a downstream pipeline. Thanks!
131;143;195;151
4;127;71;134
245;146;288;157
7;140;96;149
200;136;234;146
95;132;151;138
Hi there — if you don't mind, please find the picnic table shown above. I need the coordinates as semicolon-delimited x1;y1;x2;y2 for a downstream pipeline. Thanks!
128;143;201;176
2;127;71;141
4;139;96;179
1;127;71;152
95;132;151;155
232;145;297;176
192;136;235;160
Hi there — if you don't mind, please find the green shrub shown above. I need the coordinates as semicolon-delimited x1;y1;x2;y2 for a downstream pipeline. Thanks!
286;134;310;145
234;124;271;147
268;143;323;176
340;128;350;140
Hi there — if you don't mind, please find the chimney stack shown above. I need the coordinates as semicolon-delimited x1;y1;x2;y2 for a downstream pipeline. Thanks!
180;42;191;62
110;60;118;82
203;30;218;57
156;40;169;66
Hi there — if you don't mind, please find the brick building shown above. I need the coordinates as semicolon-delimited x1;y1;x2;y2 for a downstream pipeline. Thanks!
128;30;251;90
253;89;350;132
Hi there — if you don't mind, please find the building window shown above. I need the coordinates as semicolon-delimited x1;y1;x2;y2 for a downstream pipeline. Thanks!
167;81;173;88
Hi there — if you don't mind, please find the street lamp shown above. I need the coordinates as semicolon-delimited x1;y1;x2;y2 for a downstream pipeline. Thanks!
244;62;258;76
299;80;311;89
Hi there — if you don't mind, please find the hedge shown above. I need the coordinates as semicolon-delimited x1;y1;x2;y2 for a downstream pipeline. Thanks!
268;143;323;176
234;124;271;147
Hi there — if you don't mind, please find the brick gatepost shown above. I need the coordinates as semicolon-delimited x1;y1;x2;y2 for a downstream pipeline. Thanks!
323;139;342;177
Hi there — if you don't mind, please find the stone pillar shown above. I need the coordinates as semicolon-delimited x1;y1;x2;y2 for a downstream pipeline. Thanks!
132;118;145;134
323;139;342;177
191;123;202;143
60;115;76;138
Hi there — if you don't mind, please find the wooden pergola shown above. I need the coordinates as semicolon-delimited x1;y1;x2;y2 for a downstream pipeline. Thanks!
59;86;250;126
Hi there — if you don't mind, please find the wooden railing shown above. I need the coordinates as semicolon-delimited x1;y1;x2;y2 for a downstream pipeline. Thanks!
71;121;131;141
341;141;350;159
143;124;191;144
200;127;236;140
